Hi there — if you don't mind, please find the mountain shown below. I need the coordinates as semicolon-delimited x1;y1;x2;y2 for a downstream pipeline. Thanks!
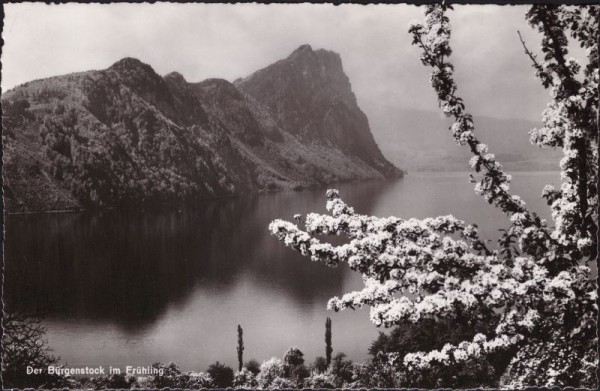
2;45;401;213
235;45;394;173
362;104;563;172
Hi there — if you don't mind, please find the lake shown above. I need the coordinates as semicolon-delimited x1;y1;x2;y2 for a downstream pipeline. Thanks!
4;171;562;372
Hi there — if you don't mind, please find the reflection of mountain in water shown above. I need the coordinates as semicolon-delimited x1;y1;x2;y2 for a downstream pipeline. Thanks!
4;180;397;333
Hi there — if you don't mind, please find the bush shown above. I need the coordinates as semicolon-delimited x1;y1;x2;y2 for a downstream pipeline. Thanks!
367;319;510;388
269;376;295;389
328;353;354;387
311;356;328;374
304;371;336;389
283;346;305;368
282;346;309;385
144;362;187;388
207;361;234;388
2;311;62;388
255;357;284;388
245;359;261;375
233;367;258;388
187;371;215;389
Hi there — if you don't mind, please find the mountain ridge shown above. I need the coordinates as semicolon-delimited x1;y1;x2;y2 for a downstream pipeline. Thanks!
2;45;401;213
362;104;563;172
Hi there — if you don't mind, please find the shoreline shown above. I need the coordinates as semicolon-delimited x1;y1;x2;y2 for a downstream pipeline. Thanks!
3;175;403;216
3;170;562;216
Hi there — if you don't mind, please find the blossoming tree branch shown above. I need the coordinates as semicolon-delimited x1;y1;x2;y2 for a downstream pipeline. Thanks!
269;4;598;388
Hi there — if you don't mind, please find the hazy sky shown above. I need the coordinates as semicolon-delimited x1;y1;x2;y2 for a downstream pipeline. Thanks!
2;3;579;122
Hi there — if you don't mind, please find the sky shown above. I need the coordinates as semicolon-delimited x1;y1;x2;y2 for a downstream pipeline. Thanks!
2;3;580;122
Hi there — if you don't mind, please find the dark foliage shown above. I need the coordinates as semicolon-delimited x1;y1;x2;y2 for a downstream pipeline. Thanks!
329;353;354;387
282;347;309;385
207;361;234;387
1;311;64;389
2;99;34;134
244;359;261;375
367;317;515;388
325;317;332;366
311;356;328;374
237;325;244;371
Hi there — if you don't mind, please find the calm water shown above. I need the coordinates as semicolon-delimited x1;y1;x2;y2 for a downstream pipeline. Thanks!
4;172;561;371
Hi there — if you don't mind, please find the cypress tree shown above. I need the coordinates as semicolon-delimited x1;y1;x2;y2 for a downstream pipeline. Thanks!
237;324;244;371
325;317;332;366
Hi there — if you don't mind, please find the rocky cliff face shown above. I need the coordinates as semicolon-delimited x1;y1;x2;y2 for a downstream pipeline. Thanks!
236;45;395;174
2;45;401;212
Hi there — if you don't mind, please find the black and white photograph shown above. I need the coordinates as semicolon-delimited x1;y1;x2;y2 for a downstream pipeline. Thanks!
1;2;598;389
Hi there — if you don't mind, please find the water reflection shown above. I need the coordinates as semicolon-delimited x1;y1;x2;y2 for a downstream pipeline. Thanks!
4;173;567;370
4;180;396;331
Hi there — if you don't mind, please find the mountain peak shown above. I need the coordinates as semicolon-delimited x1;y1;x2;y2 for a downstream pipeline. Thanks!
238;45;353;115
108;57;163;84
236;46;400;178
287;44;342;64
164;71;187;83
110;57;152;71
197;78;244;100
284;45;343;75
290;44;313;56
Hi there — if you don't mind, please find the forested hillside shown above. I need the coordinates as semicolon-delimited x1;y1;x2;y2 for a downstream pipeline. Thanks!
2;46;401;212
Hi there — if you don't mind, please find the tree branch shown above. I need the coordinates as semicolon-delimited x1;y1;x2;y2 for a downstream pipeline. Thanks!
517;30;554;88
